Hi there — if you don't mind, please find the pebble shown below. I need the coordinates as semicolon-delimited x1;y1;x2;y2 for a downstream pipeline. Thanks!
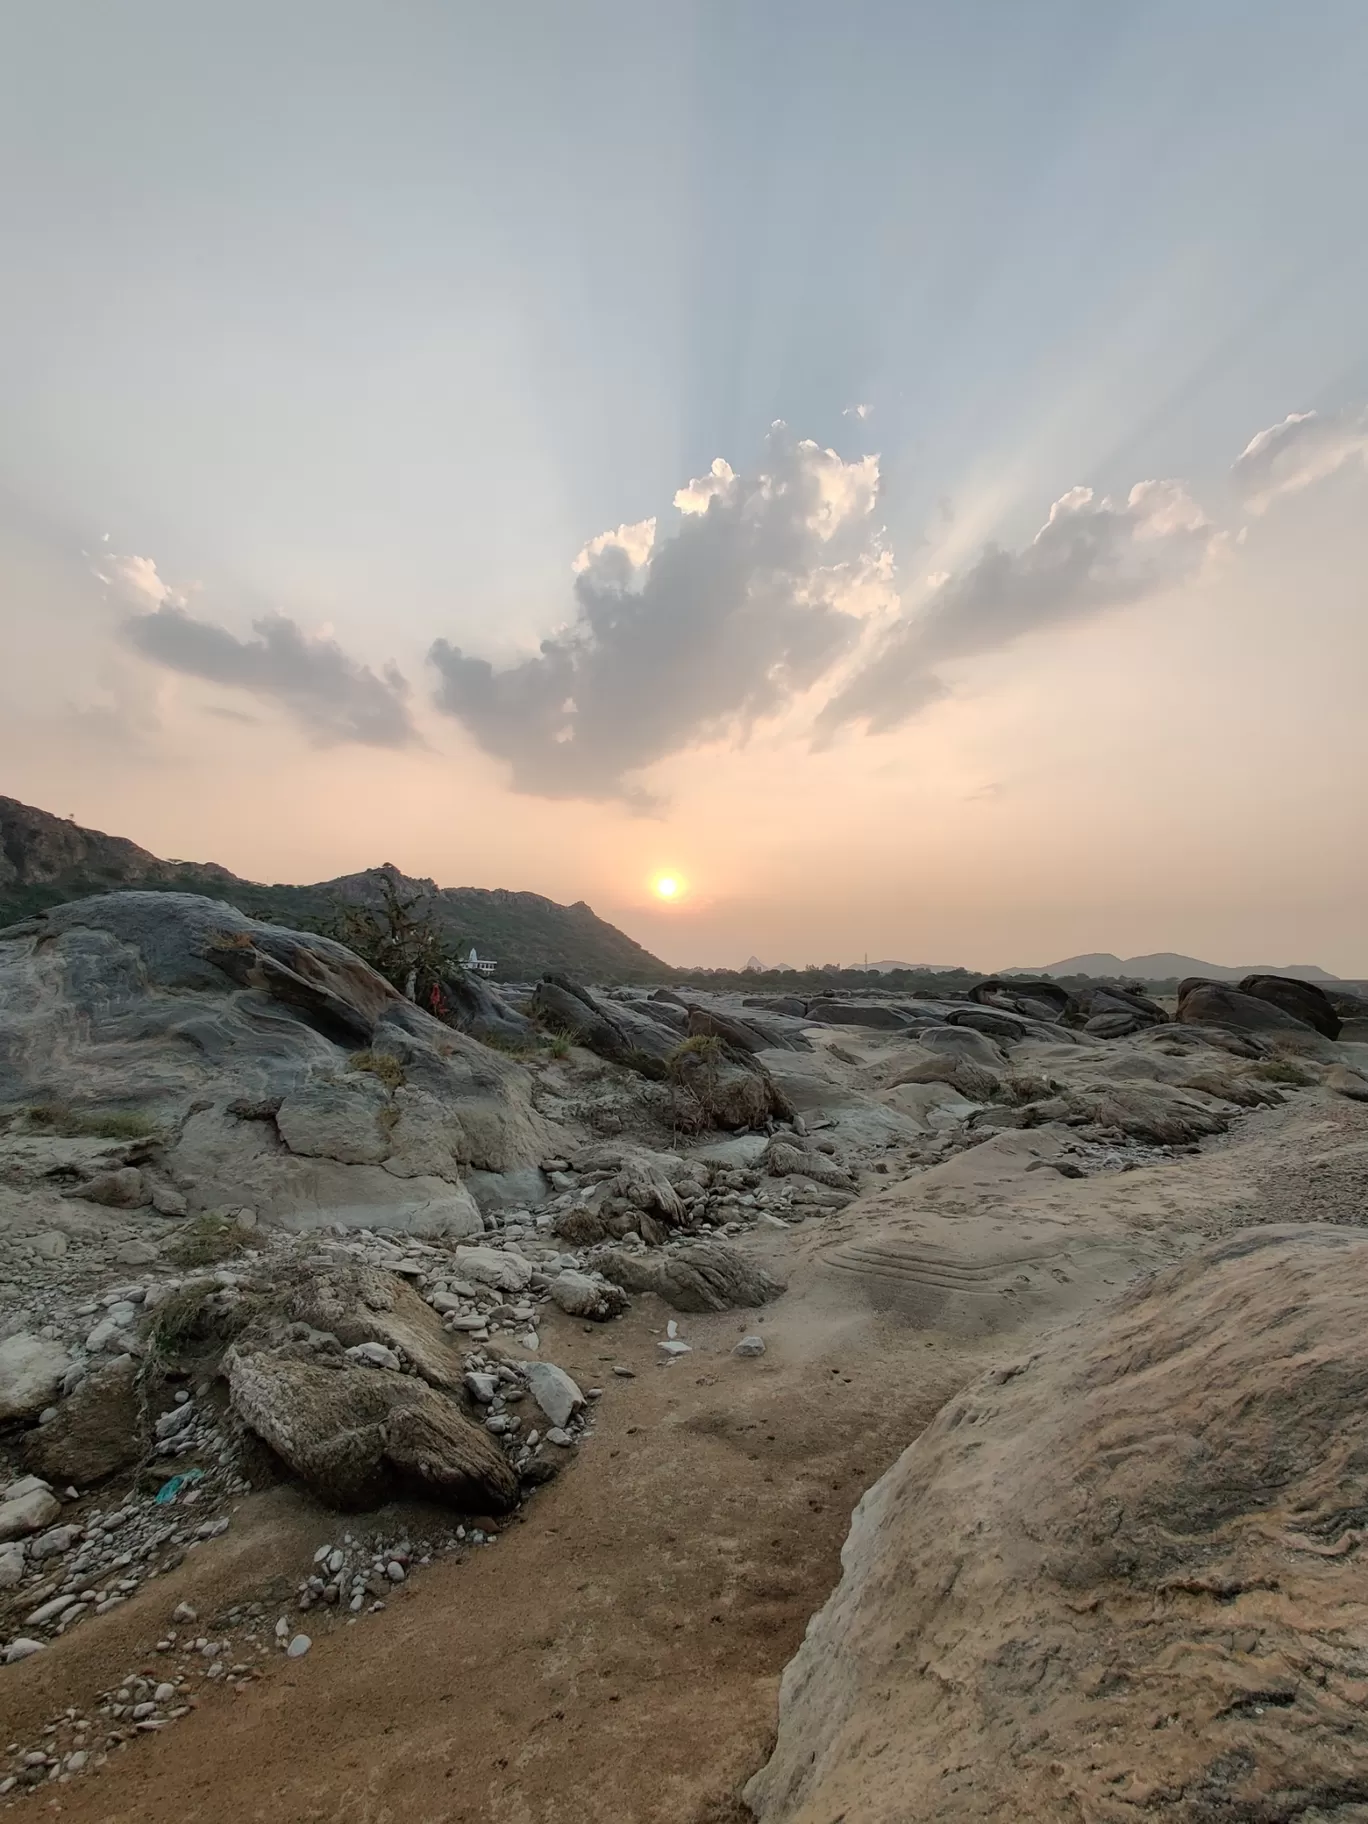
658;1340;693;1357
286;1634;312;1658
733;1335;767;1358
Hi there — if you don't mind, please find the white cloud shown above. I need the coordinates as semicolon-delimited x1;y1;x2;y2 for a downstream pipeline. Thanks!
843;402;872;420
122;605;417;748
95;552;185;609
818;476;1219;737
430;424;894;804
1233;406;1368;513
572;517;657;576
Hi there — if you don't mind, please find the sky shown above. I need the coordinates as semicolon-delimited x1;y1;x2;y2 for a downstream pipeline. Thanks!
2;1;1367;972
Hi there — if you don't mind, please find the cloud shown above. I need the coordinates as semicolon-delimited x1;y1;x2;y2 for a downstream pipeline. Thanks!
95;552;185;609
818;478;1218;737
1233;406;1368;513
122;606;417;748
429;423;894;804
843;402;872;421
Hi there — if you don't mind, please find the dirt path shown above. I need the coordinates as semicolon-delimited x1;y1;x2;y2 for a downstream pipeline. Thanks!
7;1096;1363;1824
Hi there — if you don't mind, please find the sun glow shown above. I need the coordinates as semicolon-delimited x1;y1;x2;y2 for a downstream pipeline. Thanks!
652;872;684;901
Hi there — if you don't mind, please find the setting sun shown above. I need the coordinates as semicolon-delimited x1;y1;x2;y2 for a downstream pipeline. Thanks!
652;872;684;900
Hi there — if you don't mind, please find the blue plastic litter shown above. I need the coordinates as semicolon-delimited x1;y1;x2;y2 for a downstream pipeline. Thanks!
153;1468;204;1505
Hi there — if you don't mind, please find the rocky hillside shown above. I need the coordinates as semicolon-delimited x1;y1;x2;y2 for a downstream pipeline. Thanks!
0;797;666;982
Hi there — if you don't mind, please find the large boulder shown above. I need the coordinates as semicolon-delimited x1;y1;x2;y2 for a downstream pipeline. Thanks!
1073;982;1169;1036
0;1333;70;1422
667;1040;794;1133
804;1001;912;1032
23;1354;143;1485
1029;1079;1232;1145
1176;978;1329;1052
969;978;1074;1024
595;1240;785;1313
0;892;549;1232
748;1226;1368;1824
529;974;677;1073
1238;973;1342;1040
226;1347;517;1513
277;1260;467;1392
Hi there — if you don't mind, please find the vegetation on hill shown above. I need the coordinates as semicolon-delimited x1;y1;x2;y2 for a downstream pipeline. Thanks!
0;797;668;984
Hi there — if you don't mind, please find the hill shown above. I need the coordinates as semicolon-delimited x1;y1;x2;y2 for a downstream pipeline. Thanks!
0;795;667;983
1010;950;1339;984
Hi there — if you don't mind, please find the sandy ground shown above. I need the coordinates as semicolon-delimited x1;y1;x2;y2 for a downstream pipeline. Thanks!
6;1092;1364;1824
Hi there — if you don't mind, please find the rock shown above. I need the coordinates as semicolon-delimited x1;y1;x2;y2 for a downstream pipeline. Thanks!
0;1484;61;1542
968;977;1074;1024
155;1401;197;1440
452;1246;534;1294
805;1000;912;1031
0;1543;24;1588
667;1043;795;1133
0;890;549;1235
344;1341;402;1371
279;1260;467;1392
66;1166;148;1208
733;1335;766;1358
917;1025;1006;1068
658;1339;693;1357
548;1270;629;1322
747;1225;1368;1824
286;1633;312;1658
276;1076;392;1165
114;1239;162;1265
2;1638;44;1664
523;1363;585;1429
1326;1064;1368;1103
543;1427;573;1447
1176;979;1323;1044
0;1333;70;1423
530;975;677;1075
596;1241;786;1313
887;1053;1000;1103
1238;973;1342;1039
226;1348;518;1513
1072;982;1169;1034
28;1523;81;1561
1030;1079;1233;1146
32;1230;67;1259
463;1372;497;1404
764;1138;855;1190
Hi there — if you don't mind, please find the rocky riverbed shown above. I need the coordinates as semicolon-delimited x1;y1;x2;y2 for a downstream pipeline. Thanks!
4;891;1368;1817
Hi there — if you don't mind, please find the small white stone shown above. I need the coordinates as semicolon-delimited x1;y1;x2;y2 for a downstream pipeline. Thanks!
286;1633;311;1658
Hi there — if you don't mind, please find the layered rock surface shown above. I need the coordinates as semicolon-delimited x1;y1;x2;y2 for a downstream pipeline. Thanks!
0;891;550;1233
748;1225;1368;1823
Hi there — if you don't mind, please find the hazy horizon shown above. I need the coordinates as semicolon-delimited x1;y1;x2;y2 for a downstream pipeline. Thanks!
3;3;1367;973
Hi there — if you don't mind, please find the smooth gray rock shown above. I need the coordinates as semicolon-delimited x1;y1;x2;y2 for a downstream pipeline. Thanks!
524;1363;585;1429
0;1334;70;1423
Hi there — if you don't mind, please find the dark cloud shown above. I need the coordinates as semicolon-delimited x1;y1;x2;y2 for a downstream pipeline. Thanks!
122;606;416;748
1233;406;1368;512
817;479;1217;737
428;424;892;805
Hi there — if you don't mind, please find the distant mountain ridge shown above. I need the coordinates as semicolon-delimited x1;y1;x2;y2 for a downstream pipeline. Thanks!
0;796;667;982
1010;951;1339;984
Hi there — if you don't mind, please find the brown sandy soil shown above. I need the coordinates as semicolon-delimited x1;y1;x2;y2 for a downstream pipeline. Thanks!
6;1094;1363;1824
